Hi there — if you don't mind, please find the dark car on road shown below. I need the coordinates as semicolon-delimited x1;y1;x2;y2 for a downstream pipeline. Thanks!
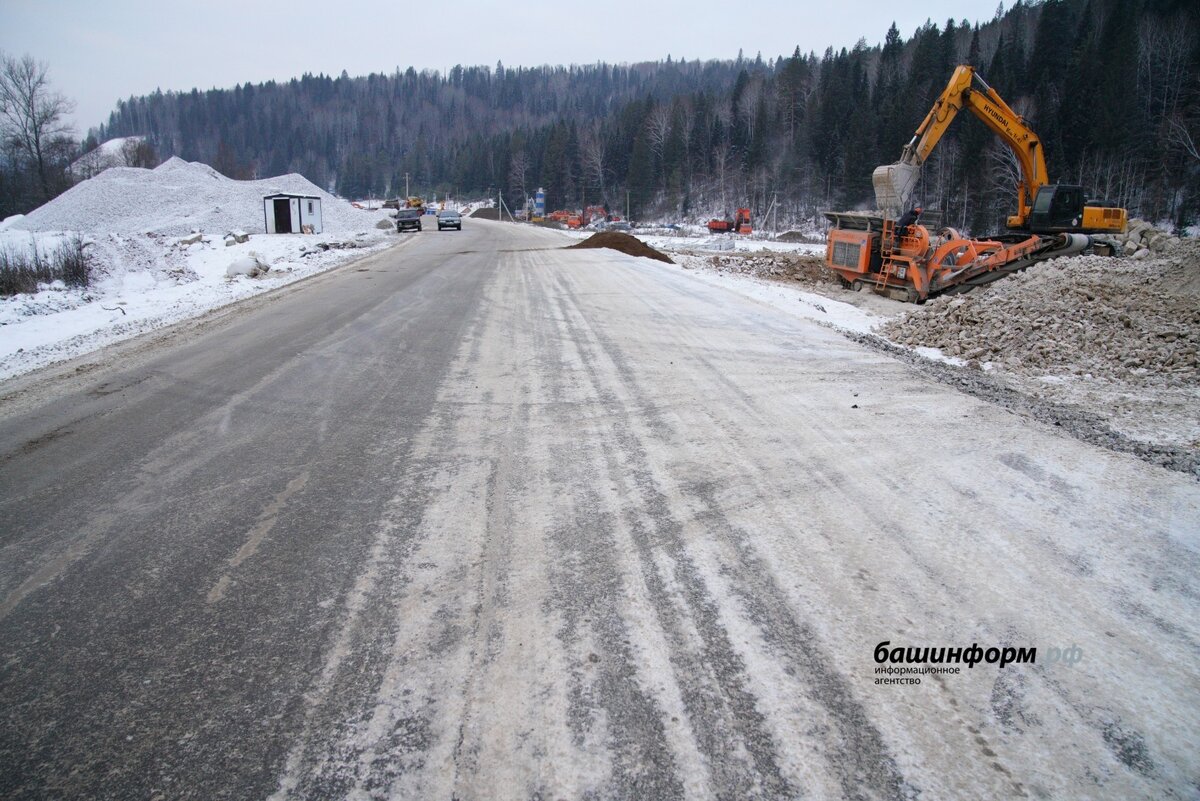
396;208;422;232
437;210;462;231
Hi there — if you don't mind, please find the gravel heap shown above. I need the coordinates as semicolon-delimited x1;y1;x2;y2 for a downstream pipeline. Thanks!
13;157;373;236
881;240;1200;385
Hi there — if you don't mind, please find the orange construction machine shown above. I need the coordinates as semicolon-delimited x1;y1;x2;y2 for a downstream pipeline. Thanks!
707;208;752;234
825;211;1090;303
826;64;1124;302
565;205;611;229
873;65;1125;235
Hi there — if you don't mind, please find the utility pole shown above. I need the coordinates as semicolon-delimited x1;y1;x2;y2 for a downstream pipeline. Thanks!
404;172;410;199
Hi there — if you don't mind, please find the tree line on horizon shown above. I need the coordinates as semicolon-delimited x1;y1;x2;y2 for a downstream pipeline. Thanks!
5;0;1199;233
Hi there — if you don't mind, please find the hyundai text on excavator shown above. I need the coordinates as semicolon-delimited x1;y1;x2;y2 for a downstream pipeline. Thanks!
825;65;1127;303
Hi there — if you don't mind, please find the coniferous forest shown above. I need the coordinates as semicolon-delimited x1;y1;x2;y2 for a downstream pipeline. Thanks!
63;0;1200;231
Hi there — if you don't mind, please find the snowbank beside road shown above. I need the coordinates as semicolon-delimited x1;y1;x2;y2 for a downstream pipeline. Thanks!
0;230;398;380
0;158;400;380
674;259;881;336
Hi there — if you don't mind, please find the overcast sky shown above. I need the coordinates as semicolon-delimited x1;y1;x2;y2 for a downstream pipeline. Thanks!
1;0;1003;136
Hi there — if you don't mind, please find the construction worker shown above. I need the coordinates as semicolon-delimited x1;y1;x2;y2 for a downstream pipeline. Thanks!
895;204;923;235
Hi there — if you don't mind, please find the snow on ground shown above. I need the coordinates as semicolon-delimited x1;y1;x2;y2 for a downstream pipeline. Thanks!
595;225;1198;469
0;158;401;380
673;257;879;335
0;231;399;380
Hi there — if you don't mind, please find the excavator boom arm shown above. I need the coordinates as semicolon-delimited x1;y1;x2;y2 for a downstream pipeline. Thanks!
901;65;975;164
877;65;1048;225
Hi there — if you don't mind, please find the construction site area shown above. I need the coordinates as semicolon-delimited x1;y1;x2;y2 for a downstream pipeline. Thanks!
649;220;1198;477
547;62;1199;477
2;11;1198;791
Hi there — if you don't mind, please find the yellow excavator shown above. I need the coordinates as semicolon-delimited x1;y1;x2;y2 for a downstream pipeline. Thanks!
824;65;1127;303
872;64;1126;234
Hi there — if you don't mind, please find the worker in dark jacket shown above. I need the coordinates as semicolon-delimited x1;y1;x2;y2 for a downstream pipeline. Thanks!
895;204;923;234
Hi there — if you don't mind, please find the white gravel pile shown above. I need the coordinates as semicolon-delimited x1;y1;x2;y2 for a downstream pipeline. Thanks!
11;157;372;236
881;241;1200;386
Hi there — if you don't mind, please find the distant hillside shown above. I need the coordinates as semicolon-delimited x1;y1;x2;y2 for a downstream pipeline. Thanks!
97;0;1200;231
96;60;742;199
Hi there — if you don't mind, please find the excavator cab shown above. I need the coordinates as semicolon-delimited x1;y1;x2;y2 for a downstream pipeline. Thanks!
1026;184;1126;234
1025;185;1084;231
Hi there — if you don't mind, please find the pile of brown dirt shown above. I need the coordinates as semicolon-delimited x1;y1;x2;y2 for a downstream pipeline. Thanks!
567;231;674;264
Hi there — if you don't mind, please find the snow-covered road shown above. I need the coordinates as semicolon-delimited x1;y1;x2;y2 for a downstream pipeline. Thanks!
1;220;1197;799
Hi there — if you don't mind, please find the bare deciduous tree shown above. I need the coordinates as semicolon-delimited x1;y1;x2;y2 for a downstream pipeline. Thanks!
737;79;763;144
121;137;160;169
646;105;672;160
0;52;75;200
1166;115;1200;164
712;145;732;212
1137;14;1193;122
986;138;1023;217
508;150;530;204
579;128;607;201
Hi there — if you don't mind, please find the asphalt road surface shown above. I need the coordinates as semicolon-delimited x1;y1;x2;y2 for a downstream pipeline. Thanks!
1;220;1197;800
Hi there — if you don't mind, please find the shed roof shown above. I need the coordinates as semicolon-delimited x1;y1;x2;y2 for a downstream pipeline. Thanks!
262;192;321;200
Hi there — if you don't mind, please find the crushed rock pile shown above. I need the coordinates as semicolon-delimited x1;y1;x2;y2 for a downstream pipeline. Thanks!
12;157;373;236
704;251;837;286
567;232;674;264
882;241;1200;385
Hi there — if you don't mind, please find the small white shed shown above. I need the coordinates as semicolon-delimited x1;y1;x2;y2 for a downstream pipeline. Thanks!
263;193;323;234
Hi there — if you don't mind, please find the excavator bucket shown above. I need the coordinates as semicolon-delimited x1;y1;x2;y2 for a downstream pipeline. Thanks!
872;162;920;218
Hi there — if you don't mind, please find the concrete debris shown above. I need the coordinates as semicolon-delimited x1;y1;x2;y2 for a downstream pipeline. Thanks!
223;230;250;246
178;232;203;247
